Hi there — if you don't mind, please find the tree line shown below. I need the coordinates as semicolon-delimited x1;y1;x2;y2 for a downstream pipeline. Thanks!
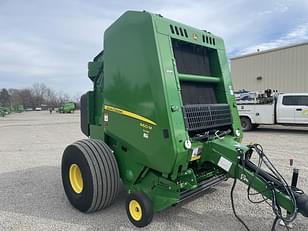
0;83;79;109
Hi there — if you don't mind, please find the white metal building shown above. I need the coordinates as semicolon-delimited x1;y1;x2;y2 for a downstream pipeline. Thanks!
230;42;308;93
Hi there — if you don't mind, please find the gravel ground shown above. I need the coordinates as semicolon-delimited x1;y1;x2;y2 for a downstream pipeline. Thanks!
0;111;307;231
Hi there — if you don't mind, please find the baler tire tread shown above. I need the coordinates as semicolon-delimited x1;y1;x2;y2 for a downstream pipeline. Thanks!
81;139;119;211
91;139;120;210
61;139;119;213
86;139;119;209
88;139;117;209
71;141;100;212
83;139;110;211
77;139;107;212
62;141;98;212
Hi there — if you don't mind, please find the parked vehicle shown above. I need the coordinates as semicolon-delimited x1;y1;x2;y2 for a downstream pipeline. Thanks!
57;102;76;113
0;107;5;117
237;92;308;131
1;107;11;115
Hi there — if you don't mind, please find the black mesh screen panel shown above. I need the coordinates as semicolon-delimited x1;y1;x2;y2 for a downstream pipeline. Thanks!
180;81;217;105
182;104;232;132
172;39;212;76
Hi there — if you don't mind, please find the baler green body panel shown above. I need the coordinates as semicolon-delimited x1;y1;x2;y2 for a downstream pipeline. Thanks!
103;12;186;179
86;11;242;211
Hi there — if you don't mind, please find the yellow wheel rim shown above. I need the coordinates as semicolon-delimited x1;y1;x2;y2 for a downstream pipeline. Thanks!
69;164;84;194
129;200;142;221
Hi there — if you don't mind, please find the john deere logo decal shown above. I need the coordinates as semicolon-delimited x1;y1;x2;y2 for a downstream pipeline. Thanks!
303;109;308;116
192;33;198;40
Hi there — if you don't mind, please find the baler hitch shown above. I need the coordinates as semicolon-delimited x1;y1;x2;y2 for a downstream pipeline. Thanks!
231;143;308;230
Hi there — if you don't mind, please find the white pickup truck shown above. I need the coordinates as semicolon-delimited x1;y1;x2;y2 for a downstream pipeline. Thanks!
237;93;308;131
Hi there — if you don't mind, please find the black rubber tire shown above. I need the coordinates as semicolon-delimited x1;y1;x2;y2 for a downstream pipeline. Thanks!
240;117;252;131
126;192;154;227
252;124;259;129
61;139;120;213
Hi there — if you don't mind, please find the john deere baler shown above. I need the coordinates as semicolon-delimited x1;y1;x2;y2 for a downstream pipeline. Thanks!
58;102;76;113
61;11;308;228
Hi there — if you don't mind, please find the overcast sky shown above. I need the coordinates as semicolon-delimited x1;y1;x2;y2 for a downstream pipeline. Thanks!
1;0;308;95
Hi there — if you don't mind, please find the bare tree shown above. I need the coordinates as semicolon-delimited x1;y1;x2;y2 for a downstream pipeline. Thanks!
0;83;80;110
19;88;35;108
31;83;48;107
8;89;22;107
57;91;71;105
0;88;11;107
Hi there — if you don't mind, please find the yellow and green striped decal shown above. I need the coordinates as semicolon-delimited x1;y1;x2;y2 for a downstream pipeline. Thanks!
104;105;157;126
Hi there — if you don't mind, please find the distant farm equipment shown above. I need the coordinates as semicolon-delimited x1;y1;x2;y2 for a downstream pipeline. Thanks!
57;102;76;113
14;105;24;113
0;107;5;117
0;105;24;117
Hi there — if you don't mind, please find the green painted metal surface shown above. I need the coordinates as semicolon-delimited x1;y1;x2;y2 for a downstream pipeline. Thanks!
84;10;241;211
0;107;5;117
58;102;76;113
14;105;24;113
203;136;295;213
81;10;305;216
0;105;24;116
2;107;11;115
178;73;221;83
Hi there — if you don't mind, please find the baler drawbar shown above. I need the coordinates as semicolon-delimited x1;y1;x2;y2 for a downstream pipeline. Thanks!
61;11;308;229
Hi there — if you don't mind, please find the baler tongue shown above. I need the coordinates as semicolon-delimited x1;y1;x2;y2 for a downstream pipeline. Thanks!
204;137;308;228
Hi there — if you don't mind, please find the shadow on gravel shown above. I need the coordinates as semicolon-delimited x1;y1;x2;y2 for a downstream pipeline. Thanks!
0;166;128;228
157;207;260;231
1;167;306;230
0;166;234;230
246;127;308;135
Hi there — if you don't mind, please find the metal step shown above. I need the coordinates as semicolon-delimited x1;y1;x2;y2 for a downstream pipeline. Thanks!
178;174;227;203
